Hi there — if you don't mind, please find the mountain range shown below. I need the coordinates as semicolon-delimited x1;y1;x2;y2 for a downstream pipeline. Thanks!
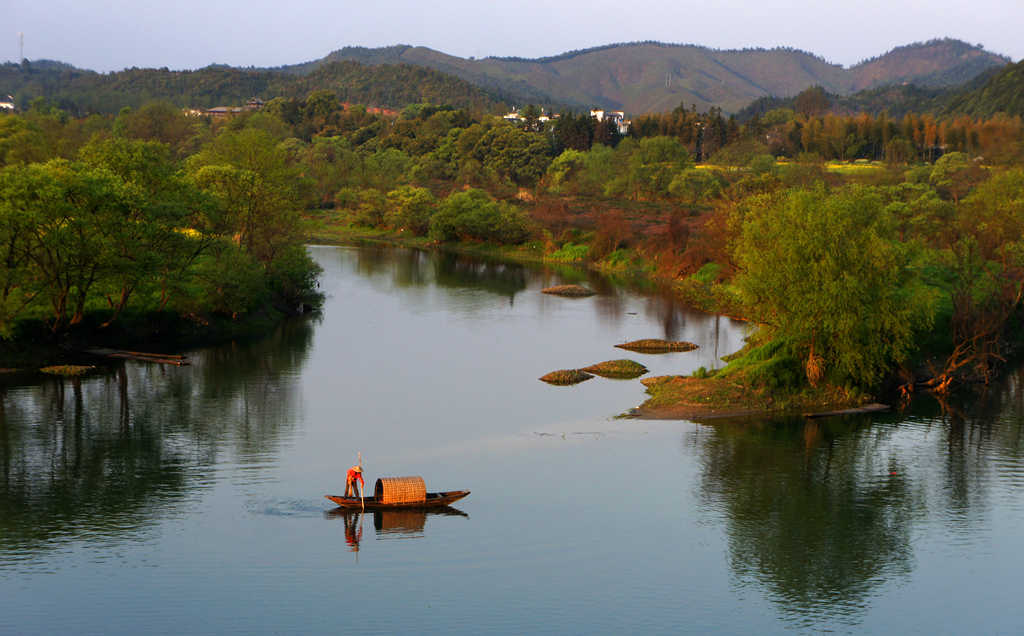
277;38;1010;114
0;38;1013;117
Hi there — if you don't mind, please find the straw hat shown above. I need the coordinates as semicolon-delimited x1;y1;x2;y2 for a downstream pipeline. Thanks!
353;465;362;473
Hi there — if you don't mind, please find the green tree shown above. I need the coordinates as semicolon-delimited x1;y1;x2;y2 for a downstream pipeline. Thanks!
78;137;215;322
429;188;530;244
187;127;303;264
473;124;552;187
0;165;42;334
734;185;936;387
929;151;985;203
669;169;725;204
10;160;131;330
384;186;437;235
621;136;693;200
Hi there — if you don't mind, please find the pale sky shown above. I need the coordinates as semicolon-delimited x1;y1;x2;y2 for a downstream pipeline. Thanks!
4;0;1022;72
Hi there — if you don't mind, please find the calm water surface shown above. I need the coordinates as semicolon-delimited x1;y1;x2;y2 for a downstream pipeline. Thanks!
2;245;1024;634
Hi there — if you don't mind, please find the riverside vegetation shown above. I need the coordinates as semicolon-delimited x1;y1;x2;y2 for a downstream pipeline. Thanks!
4;84;1024;415
0;103;323;367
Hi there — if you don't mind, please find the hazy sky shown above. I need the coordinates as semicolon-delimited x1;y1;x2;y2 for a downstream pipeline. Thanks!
5;0;1023;72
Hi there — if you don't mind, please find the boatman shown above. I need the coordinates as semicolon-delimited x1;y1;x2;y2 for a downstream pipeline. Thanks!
345;464;364;498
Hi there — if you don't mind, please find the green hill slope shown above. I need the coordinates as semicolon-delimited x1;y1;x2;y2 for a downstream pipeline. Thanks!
0;60;505;114
735;56;1024;121
943;59;1024;117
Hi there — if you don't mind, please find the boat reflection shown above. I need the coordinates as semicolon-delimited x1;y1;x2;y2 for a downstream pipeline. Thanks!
324;506;469;551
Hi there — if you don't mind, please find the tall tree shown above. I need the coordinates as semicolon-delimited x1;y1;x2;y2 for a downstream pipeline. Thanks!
734;185;936;387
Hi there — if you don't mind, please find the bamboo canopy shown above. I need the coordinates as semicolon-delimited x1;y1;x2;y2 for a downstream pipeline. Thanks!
374;476;427;504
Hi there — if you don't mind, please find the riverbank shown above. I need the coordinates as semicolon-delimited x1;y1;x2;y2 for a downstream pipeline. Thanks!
632;374;876;420
306;216;735;308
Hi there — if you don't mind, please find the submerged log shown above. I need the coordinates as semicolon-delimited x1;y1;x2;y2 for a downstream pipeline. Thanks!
84;348;190;366
803;403;889;418
615;339;698;354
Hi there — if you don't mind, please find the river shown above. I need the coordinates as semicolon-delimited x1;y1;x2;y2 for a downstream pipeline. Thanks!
2;244;1023;634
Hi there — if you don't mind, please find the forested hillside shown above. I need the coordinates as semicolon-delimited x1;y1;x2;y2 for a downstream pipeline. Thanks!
0;60;505;115
943;59;1024;117
737;58;1024;121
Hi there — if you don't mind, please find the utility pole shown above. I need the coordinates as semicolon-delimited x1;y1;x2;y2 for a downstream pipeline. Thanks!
19;32;24;61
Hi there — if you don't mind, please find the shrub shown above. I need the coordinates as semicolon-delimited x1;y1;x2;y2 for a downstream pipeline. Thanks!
428;188;530;244
549;242;590;262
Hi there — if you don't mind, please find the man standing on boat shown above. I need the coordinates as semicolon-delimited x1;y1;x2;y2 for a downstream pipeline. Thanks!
345;464;364;498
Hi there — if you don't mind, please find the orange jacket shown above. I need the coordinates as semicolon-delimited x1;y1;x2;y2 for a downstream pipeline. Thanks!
346;467;364;488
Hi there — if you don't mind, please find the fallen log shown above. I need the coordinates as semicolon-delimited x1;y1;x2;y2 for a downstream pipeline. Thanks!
84;348;190;366
803;403;889;419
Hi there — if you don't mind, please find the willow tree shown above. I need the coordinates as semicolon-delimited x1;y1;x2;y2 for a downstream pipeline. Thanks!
733;184;937;388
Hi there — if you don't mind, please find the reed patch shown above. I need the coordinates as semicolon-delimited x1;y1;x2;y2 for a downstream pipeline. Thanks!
615;339;698;353
539;369;595;385
581;359;648;379
541;284;595;297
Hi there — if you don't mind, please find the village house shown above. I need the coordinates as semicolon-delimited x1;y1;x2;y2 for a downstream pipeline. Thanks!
502;108;556;124
590;109;630;135
190;96;265;119
0;95;16;112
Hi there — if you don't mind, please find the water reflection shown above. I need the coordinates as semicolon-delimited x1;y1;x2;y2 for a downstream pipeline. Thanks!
694;376;1024;628
695;416;919;626
0;374;192;557
433;253;527;301
0;318;315;563
353;246;528;302
324;507;469;552
332;244;746;365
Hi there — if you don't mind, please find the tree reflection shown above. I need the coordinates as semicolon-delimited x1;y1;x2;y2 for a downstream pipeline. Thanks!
432;252;527;301
354;247;528;303
695;416;919;626
695;364;1024;627
0;317;315;560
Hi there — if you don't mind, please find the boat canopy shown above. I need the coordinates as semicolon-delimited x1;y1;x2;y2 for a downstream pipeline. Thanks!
374;476;427;504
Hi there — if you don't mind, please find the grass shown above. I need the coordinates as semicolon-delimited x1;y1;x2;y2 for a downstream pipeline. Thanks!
638;372;872;417
539;369;594;385
581;359;648;379
640;375;766;411
615;339;698;353
825;161;887;175
40;365;95;376
547;242;589;263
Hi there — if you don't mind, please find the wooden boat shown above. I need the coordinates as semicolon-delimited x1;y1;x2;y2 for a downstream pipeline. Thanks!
325;491;470;510
325;475;469;510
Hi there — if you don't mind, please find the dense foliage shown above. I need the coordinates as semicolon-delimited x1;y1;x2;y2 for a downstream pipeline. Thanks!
0;108;321;343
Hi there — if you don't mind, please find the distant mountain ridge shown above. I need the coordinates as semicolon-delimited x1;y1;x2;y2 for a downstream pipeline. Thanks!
0;38;1010;117
279;38;1010;114
0;60;505;115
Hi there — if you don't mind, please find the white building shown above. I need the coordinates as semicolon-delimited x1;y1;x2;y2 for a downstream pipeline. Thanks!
590;109;630;134
0;95;15;112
